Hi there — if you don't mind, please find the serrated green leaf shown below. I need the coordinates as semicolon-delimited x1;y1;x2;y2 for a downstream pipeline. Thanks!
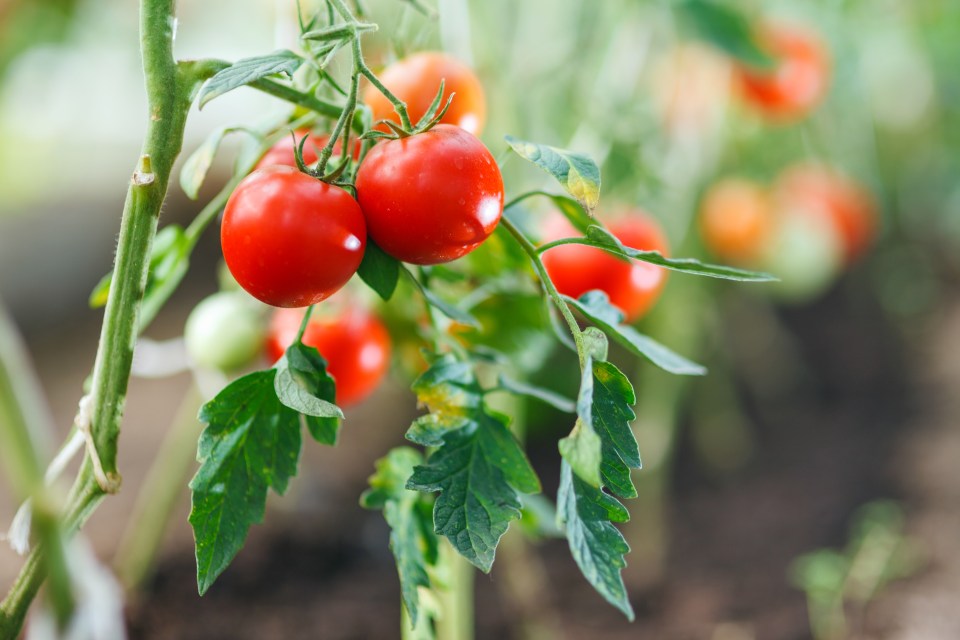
676;0;774;69
404;355;540;571
505;136;601;214
559;417;603;488
199;50;305;109
565;291;707;376
497;374;575;413
180;126;236;200
407;412;539;572
360;448;436;629
584;225;776;282
189;370;302;595
358;239;400;300
274;343;342;444
557;462;634;620
592;361;641;499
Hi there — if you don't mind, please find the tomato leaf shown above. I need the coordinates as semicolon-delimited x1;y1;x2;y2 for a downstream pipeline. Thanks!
558;353;603;488
557;461;634;620
549;193;595;233
676;0;774;69
497;374;575;413
360;448;438;630
189;370;302;595
198;50;305;109
274;343;342;444
90;225;190;332
564;291;707;376
180;126;247;200
358;239;400;300
405;355;540;572
583;225;777;281
504;136;601;214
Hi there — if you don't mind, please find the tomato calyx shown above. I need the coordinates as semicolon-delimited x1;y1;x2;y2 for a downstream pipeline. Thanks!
362;79;456;141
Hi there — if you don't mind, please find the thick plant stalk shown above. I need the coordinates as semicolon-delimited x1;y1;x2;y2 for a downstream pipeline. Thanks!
436;542;474;640
0;0;196;633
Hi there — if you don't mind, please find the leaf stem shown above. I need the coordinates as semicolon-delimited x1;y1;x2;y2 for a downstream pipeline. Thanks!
498;213;586;367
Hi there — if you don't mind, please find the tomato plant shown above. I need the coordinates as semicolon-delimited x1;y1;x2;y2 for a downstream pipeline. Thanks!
734;21;830;121
355;124;504;265
266;305;391;407
221;166;367;307
542;211;671;322
254;131;360;170
364;51;486;134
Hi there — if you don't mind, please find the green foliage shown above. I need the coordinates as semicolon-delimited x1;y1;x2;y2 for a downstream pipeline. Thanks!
405;355;541;572
361;447;438;631
505;136;602;214
180;126;249;200
565;291;707;375
675;0;774;69
198;50;306;108
557;462;634;620
189;348;342;595
358;239;401;301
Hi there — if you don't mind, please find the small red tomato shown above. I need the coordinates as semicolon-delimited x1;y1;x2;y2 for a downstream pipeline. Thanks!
255;132;361;171
355;124;504;265
542;211;670;323
734;22;830;121
364;52;486;135
774;163;876;263
699;178;773;264
221;166;366;307
266;306;392;407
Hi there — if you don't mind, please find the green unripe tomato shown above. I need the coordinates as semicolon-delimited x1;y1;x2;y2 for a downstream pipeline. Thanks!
762;207;843;302
185;292;265;372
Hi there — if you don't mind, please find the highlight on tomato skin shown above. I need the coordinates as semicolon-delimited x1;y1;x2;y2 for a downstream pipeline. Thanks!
355;124;504;266
541;210;671;323
774;163;877;264
266;305;392;407
734;21;831;121
220;166;367;308
363;51;487;135
699;177;774;265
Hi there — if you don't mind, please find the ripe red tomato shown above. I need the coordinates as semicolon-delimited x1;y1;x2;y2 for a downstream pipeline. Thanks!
774;163;876;263
364;52;486;135
542;211;670;323
221;166;366;307
255;131;360;170
355;124;504;265
699;178;773;264
266;305;392;407
734;22;830;121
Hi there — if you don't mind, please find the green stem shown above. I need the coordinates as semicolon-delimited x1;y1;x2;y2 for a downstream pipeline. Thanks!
0;0;199;634
317;35;362;176
498;213;586;367
436;541;474;640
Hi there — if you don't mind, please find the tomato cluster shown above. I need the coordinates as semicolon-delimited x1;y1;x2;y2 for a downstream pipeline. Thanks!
542;210;671;322
699;165;876;300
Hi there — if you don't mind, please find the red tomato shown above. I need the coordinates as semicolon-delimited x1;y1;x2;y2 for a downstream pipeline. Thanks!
255;131;360;170
364;52;486;135
266;306;392;407
221;166;366;307
699;178;773;264
734;22;830;121
355;124;504;265
774;163;876;263
542;211;670;323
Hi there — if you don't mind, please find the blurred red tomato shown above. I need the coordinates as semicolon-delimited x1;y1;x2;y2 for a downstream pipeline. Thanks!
266;305;392;407
775;164;877;263
542;211;670;322
734;22;830;121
